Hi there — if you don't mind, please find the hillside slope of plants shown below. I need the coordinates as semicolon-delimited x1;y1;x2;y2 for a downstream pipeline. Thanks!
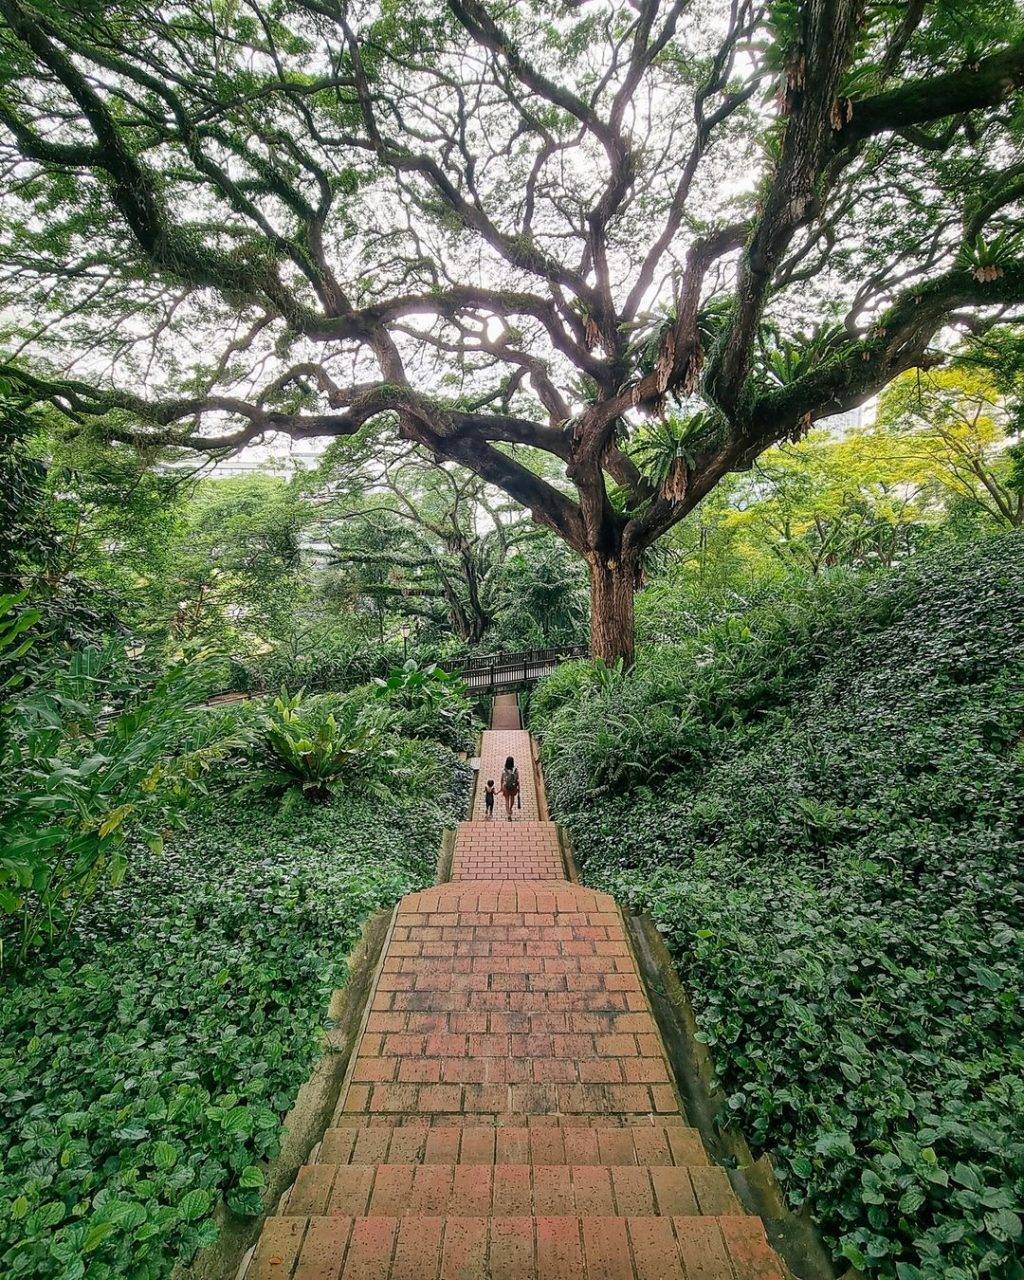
1;622;472;1280
535;535;1024;1280
0;781;466;1280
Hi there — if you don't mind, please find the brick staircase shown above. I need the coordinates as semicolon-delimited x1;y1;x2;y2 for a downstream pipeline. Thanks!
244;694;787;1278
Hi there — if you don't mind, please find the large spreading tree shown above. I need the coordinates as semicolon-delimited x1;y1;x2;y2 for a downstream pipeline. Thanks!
1;0;1023;660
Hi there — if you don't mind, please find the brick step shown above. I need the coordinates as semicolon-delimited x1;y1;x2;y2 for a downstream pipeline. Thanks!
285;1163;742;1217
250;1213;784;1279
455;828;557;834
451;821;565;879
326;1113;692;1127
339;1083;680;1117
316;1122;709;1166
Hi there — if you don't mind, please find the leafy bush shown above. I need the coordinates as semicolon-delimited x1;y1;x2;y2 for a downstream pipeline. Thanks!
0;760;470;1280
258;667;477;800
536;568;900;806
538;535;1024;1280
371;660;476;752
527;655;616;731
225;636;406;696
1;604;241;962
260;688;392;801
370;659;456;703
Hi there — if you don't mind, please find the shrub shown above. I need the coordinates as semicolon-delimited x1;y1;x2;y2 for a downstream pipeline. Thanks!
370;660;476;752
226;636;405;696
259;688;393;801
535;568;904;803
527;656;613;733
0;761;470;1280
1;603;242;962
539;535;1024;1280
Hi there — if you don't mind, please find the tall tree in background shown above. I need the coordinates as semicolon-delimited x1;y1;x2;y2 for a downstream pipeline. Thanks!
1;0;1023;659
312;439;536;644
879;363;1024;529
736;429;935;574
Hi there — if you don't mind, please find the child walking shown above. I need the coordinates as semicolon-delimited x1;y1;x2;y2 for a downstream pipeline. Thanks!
500;756;520;821
483;778;496;819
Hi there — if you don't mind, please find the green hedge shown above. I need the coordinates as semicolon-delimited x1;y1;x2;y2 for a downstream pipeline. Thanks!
537;536;1024;1280
0;758;469;1280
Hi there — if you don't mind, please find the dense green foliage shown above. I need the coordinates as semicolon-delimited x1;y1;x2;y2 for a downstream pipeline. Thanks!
0;530;473;1278
5;419;587;679
0;606;244;961
1;403;52;595
309;434;587;652
257;668;474;801
370;660;476;751
537;536;1024;1280
0;753;469;1280
260;688;396;802
4;5;1021;1271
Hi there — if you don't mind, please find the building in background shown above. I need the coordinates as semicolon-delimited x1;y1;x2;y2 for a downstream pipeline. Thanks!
817;401;875;437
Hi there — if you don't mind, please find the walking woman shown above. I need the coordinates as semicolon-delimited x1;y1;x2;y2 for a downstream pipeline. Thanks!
500;756;520;821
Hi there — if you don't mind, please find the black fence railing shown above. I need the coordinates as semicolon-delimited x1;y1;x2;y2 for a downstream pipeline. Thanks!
439;644;588;690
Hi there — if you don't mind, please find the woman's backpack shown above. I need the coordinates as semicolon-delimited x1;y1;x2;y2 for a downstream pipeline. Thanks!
502;765;519;793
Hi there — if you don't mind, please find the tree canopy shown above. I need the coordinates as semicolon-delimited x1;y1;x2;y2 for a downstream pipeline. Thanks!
311;434;539;644
878;361;1024;528
1;0;1023;657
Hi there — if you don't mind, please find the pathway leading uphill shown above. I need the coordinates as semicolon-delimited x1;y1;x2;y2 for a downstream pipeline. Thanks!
247;695;787;1279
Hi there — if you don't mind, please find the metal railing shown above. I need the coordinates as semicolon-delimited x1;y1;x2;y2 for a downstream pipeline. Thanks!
439;643;588;691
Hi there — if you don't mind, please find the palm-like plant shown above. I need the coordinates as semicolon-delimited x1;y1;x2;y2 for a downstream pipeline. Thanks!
956;230;1023;283
262;689;391;802
759;323;855;388
630;412;722;503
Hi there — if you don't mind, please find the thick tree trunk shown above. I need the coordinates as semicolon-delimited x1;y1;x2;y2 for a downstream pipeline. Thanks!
587;558;636;665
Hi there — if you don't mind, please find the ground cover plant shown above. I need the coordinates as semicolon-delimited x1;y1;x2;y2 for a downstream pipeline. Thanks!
1;660;471;1280
536;535;1024;1280
0;601;245;964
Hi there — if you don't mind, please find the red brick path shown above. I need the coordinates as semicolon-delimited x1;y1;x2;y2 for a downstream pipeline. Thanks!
472;729;539;822
247;711;788;1278
489;693;522;730
450;824;563;880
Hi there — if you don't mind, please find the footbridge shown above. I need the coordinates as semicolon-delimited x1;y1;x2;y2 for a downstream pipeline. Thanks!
439;644;588;693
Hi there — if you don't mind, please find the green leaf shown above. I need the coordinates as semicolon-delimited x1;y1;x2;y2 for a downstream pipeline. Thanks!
82;1219;117;1253
841;1241;868;1269
177;1189;213;1222
151;1141;178;1170
951;1162;982;1191
221;1106;252;1135
986;1209;1022;1242
815;1130;856;1159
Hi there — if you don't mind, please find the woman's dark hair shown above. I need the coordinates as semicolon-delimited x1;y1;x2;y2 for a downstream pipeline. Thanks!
505;756;514;769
